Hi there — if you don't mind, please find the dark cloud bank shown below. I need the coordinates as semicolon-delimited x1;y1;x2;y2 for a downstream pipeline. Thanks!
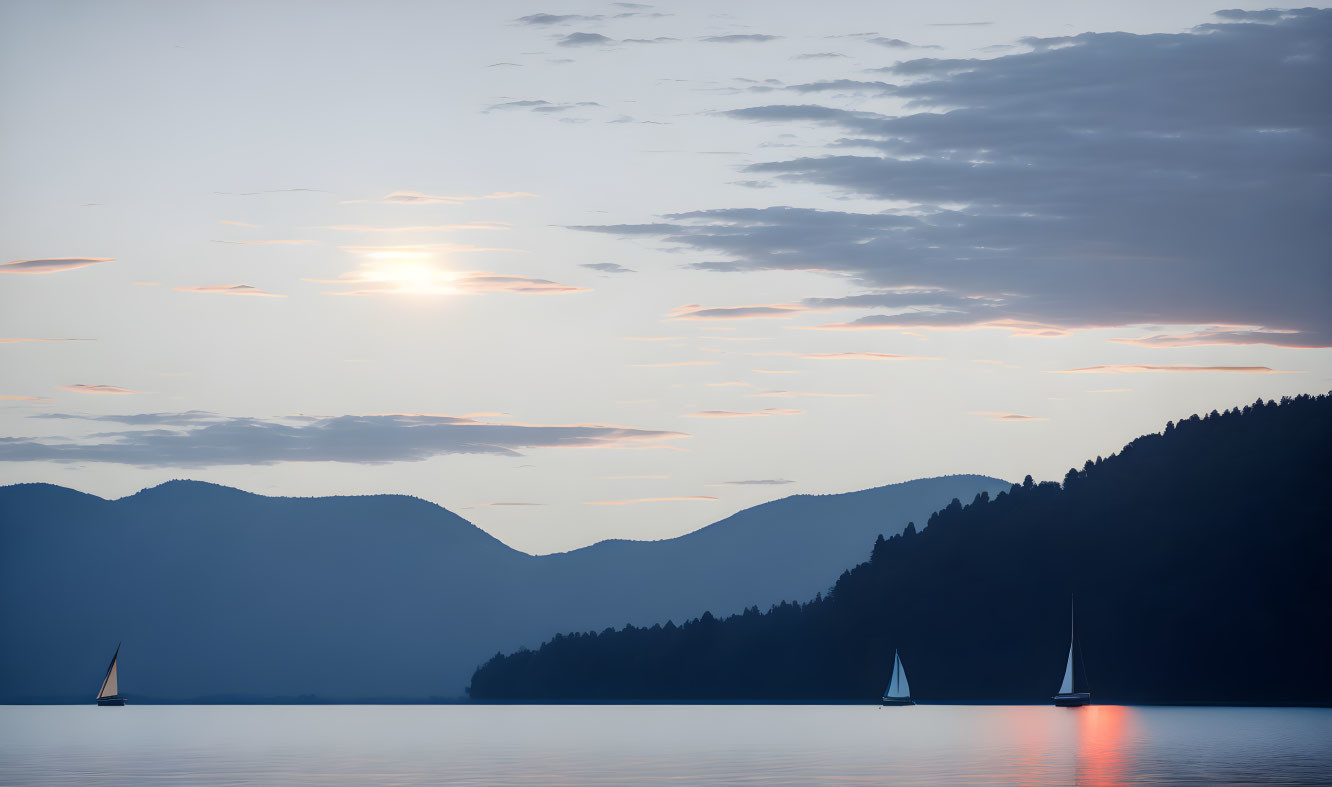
576;10;1332;346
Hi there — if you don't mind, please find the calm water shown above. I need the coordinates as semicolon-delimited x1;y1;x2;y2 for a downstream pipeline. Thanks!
1;705;1329;785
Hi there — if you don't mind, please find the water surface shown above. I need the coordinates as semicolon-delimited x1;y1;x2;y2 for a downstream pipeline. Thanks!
2;705;1329;785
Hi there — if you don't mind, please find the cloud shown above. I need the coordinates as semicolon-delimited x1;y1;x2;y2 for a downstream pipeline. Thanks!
318;269;589;297
1052;365;1298;375
0;412;688;467
868;37;940;49
213;188;329;196
362;190;537;205
793;52;848;60
752;351;932;361
465;502;544;508
715;478;794;485
1;395;54;403
1109;328;1330;349
559;32;614;47
970;411;1048;422
582;262;635;274
318;223;507;232
211;239;316;245
486;100;603;114
0;257;112;274
682;408;802;418
0;338;88;344
173;284;285;298
702;34;781;43
58;384;139;395
747;390;868;398
516;13;603;25
584;496;717;506
575;11;1332;346
669;303;804;321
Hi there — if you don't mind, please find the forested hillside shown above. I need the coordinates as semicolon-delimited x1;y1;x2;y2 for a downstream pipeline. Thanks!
469;394;1332;704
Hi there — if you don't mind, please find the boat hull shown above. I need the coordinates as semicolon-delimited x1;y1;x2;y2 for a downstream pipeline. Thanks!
881;697;915;706
97;696;126;707
1052;692;1091;707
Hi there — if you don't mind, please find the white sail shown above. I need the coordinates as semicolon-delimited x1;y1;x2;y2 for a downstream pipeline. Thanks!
1058;643;1073;695
885;650;911;698
98;655;118;699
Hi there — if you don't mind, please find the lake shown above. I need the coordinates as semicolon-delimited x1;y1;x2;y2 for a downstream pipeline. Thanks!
1;705;1329;785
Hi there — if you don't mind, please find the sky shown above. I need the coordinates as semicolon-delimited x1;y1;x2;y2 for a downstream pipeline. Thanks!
1;1;1329;554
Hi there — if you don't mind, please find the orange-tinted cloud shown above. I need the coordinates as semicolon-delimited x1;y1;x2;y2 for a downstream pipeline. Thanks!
1;257;113;274
1;395;54;403
584;496;718;506
970;411;1048;422
173;284;286;298
1053;365;1298;374
807;317;1077;338
669;303;805;320
1109;328;1329;349
59;384;139;395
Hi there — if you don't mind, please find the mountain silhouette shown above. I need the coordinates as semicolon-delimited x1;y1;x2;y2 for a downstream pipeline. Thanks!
0;474;1004;701
468;394;1332;705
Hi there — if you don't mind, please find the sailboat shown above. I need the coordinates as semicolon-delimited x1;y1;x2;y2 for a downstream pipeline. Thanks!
1052;600;1090;707
881;649;914;706
96;644;125;706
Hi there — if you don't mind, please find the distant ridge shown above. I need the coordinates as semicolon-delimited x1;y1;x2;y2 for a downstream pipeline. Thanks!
468;394;1332;705
0;472;1004;700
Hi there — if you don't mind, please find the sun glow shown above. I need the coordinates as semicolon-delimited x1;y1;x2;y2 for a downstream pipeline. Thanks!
348;252;460;295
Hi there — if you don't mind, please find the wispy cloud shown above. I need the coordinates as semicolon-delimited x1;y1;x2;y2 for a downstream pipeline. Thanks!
753;351;932;361
1;257;112;275
173;284;285;298
970;411;1048;422
583;496;717;506
701;34;781;43
748;390;868;398
713;478;794;486
1109;328;1329;349
318;223;507;233
582;262;635;274
683;408;802;418
669;303;804;321
1;395;54;403
348;190;538;205
1052;365;1298;375
211;239;316;246
0;412;688;466
0;338;89;344
58;384;139;395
